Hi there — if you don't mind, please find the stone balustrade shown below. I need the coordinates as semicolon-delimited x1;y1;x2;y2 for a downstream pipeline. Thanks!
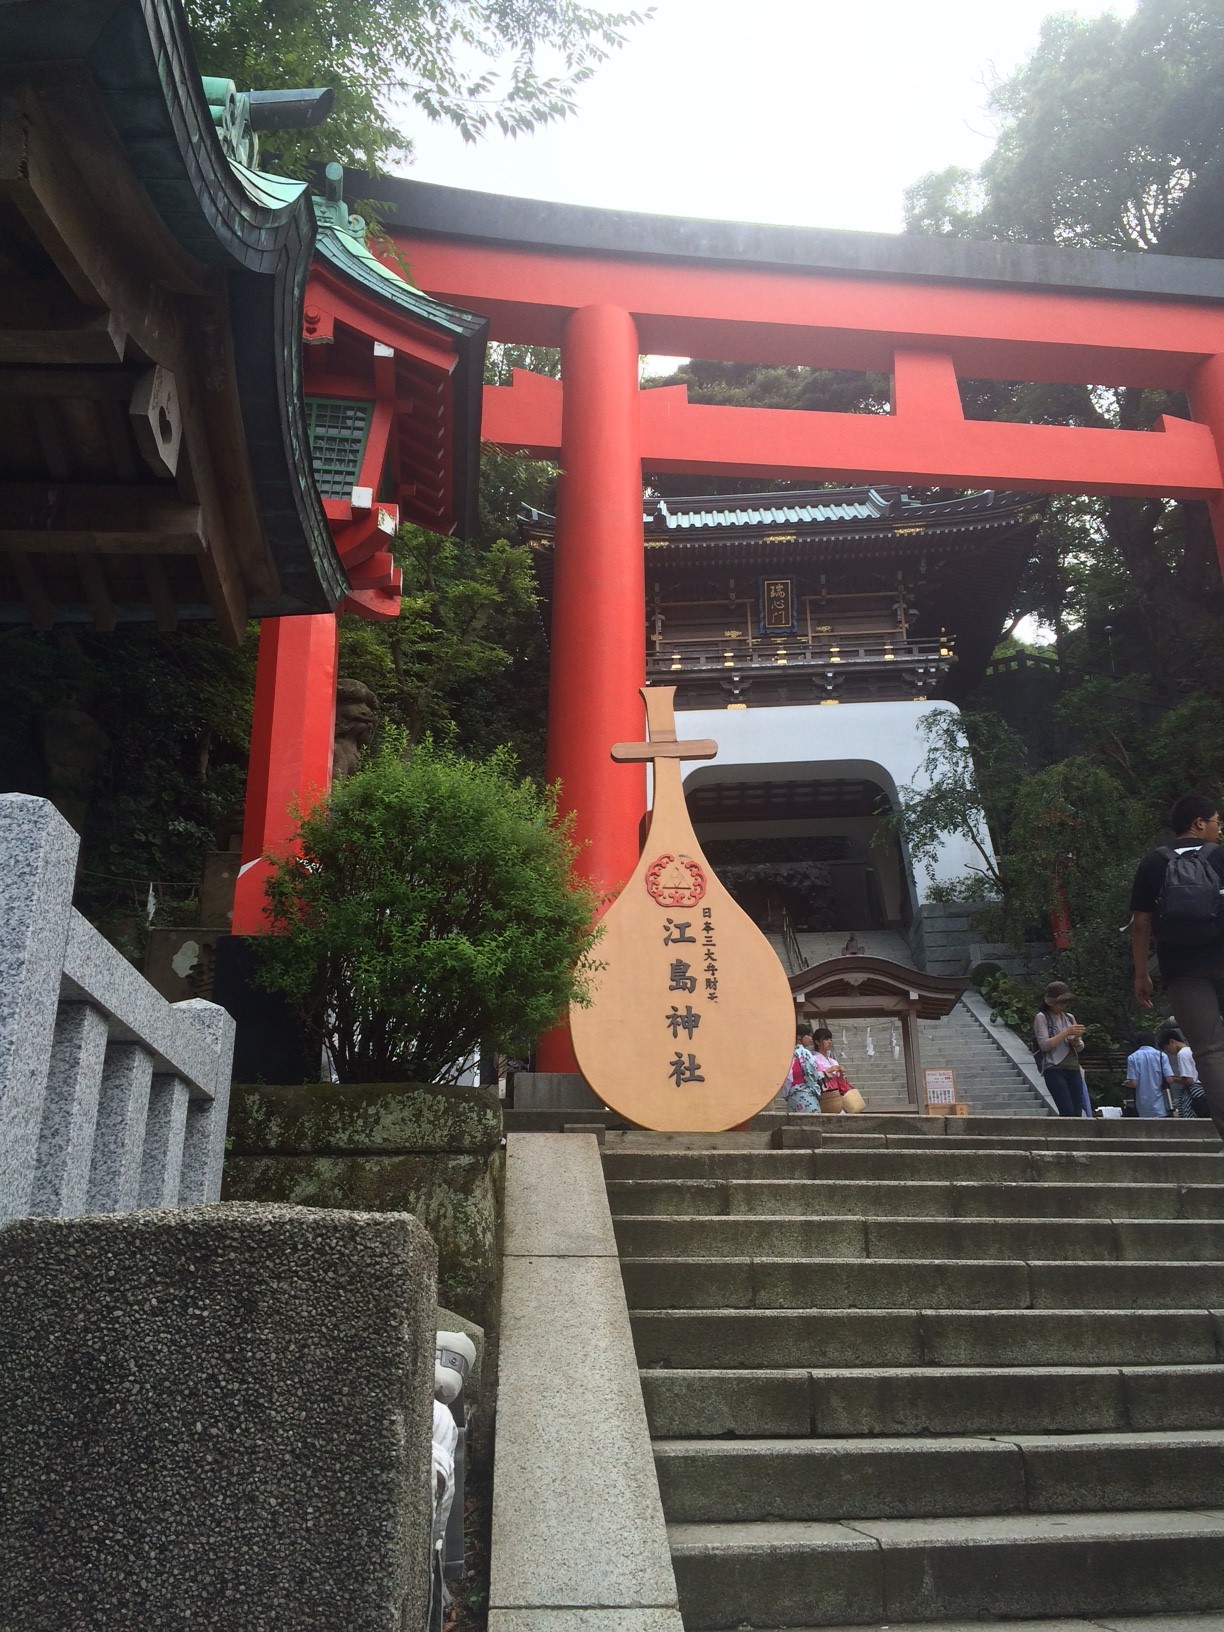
0;794;235;1225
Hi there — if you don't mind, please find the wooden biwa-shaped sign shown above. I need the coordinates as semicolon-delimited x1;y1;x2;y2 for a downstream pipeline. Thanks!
569;686;795;1131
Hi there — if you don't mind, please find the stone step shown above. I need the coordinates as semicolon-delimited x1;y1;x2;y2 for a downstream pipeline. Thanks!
612;1213;1224;1261
667;1508;1224;1628
604;1115;1220;1141
631;1307;1224;1371
620;1254;1224;1310
604;1146;1224;1183
761;1618;1224;1632
653;1430;1224;1522
640;1365;1224;1438
607;1181;1224;1220
799;1133;1217;1153
607;1178;1224;1219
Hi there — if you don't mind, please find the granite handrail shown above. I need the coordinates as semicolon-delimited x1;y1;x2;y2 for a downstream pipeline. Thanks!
0;794;235;1224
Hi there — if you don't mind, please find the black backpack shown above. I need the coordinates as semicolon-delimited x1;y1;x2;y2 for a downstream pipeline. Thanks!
1154;842;1224;946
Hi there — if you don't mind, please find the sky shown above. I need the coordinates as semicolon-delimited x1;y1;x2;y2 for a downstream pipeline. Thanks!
401;0;1137;237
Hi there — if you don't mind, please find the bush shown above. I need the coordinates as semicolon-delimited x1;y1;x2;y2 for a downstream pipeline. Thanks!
255;739;600;1083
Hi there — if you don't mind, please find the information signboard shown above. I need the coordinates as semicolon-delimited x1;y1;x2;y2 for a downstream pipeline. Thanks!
924;1068;957;1106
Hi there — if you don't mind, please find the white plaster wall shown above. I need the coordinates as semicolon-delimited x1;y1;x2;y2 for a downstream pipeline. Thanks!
676;700;994;906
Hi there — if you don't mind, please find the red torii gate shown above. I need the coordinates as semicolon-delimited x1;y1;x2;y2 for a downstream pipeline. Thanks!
231;192;486;934
369;177;1224;1069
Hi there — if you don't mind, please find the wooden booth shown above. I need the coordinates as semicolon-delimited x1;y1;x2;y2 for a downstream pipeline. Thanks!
789;956;967;1112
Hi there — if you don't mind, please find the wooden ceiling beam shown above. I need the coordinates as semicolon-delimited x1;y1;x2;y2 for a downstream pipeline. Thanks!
1;80;255;637
0;480;204;553
173;426;249;644
0;366;136;399
31;400;70;479
0;316;125;366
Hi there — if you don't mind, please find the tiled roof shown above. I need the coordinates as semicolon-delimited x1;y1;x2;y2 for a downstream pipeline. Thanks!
520;487;1042;544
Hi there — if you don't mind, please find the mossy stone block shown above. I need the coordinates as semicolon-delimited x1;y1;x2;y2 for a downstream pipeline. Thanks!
227;1081;502;1157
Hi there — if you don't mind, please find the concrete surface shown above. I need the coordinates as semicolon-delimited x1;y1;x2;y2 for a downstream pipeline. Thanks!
490;1134;679;1624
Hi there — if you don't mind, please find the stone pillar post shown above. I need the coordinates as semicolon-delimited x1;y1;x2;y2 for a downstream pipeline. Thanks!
30;1002;109;1217
87;1042;154;1213
139;1076;190;1207
0;795;78;1223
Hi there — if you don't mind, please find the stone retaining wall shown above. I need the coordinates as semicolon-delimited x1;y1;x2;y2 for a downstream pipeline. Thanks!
223;1080;504;1329
908;900;1049;980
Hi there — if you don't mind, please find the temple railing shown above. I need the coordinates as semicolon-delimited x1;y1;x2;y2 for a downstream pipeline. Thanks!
0;795;235;1226
649;633;952;679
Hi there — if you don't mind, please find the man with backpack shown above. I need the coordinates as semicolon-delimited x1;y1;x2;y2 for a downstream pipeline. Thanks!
1130;793;1224;1139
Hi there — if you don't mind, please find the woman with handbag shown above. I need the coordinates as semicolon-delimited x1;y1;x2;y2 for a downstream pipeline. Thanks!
813;1027;868;1114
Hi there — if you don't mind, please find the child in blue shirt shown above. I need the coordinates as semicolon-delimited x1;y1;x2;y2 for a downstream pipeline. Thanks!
1125;1029;1172;1118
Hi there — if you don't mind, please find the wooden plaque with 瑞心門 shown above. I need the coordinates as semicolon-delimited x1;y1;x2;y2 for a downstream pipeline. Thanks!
568;686;796;1131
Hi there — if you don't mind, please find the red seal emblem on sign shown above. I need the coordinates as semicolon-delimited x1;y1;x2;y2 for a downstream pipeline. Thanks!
645;852;707;908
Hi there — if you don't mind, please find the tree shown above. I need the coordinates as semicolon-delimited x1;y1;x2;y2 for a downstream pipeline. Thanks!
1004;758;1151;1037
902;2;1224;675
905;2;1224;253
184;0;651;173
889;709;1027;899
340;525;543;751
256;738;600;1082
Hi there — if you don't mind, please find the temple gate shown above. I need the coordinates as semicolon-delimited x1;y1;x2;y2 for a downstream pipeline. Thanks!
352;173;1224;1066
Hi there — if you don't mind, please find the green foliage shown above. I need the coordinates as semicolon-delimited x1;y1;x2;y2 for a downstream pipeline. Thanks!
1004;757;1149;1037
905;1;1224;253
338;411;556;777
924;874;1001;906
978;969;1040;1031
339;515;549;775
255;737;600;1082
889;709;1027;896
184;0;651;174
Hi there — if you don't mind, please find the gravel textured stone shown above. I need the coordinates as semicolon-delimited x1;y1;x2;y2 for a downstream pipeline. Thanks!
0;1203;438;1632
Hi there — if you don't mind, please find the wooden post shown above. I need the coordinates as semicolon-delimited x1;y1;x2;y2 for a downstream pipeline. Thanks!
902;1005;922;1109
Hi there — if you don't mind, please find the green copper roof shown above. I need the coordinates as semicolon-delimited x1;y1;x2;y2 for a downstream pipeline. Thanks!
311;198;488;343
230;159;312;213
521;487;1042;542
307;179;488;539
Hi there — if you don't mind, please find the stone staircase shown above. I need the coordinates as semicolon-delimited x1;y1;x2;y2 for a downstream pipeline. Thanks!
768;930;1048;1116
605;1114;1224;1629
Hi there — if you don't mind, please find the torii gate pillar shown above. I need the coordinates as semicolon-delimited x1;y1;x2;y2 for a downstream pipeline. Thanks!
1189;353;1224;577
538;304;646;1070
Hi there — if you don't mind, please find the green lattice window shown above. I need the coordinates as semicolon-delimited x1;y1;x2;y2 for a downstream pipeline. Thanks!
306;397;373;498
